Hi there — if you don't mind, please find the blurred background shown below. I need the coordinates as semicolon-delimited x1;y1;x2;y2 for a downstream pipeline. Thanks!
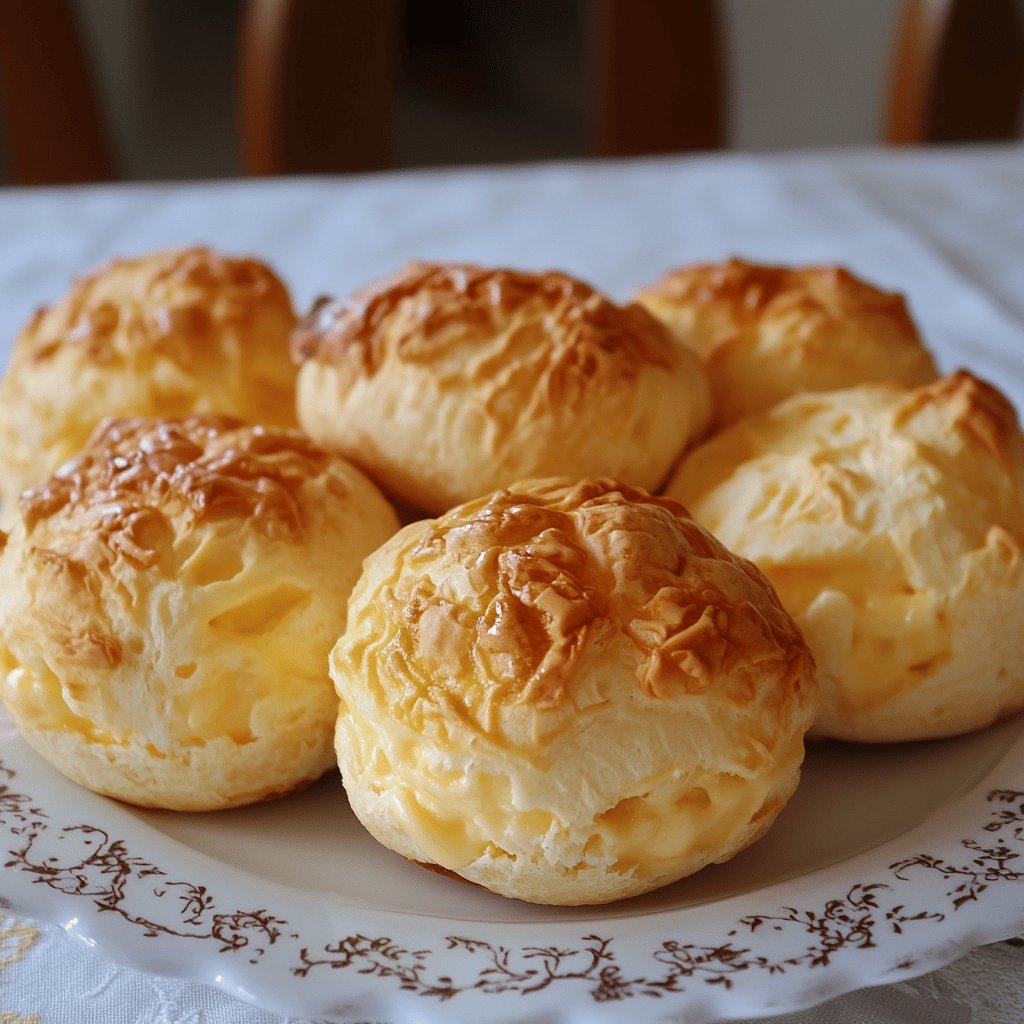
1;0;1022;186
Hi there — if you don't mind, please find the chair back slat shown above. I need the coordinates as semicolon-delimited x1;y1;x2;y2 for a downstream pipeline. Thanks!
0;0;114;185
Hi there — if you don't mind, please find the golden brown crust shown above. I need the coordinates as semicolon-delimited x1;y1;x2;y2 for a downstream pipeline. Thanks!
293;262;711;514
20;416;333;563
635;258;936;429
292;261;674;378
25;246;294;369
639;259;918;351
400;479;810;719
0;246;301;513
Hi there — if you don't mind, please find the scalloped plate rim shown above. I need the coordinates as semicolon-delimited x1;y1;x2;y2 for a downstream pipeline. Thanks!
2;716;1024;1023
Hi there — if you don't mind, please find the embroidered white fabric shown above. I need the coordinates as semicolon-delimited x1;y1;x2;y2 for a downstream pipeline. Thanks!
0;145;1022;1022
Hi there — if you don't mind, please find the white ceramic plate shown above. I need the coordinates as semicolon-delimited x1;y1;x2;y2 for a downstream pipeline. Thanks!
2;710;1023;1024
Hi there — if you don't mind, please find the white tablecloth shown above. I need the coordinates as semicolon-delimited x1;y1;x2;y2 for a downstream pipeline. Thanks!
0;146;1022;405
0;145;1022;1023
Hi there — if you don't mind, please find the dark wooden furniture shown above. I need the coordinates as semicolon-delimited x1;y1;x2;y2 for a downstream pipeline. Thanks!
590;0;726;156
4;1;1020;187
0;0;113;185
886;0;1024;144
238;0;399;176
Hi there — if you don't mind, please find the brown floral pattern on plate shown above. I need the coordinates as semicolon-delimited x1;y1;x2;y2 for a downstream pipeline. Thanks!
0;758;1022;1004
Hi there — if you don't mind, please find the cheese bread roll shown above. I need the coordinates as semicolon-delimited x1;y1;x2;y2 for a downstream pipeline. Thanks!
332;478;816;904
636;259;937;429
669;372;1024;742
0;415;398;809
294;262;711;515
0;246;299;512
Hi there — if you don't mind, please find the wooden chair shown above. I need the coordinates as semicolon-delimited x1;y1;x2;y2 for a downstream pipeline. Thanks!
238;0;399;176
8;1;1020;187
0;0;113;186
237;0;725;174
590;0;726;156
2;0;722;184
886;0;1024;144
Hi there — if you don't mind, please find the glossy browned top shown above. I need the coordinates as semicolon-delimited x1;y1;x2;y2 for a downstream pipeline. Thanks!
639;257;918;335
291;261;676;377
20;415;333;564
21;246;294;366
384;478;813;715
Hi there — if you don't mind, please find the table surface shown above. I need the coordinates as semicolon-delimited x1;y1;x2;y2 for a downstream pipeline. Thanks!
0;144;1023;1023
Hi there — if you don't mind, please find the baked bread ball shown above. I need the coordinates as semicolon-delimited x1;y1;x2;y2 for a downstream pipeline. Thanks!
293;262;711;515
668;371;1024;743
0;415;399;810
0;246;299;513
332;478;817;905
635;258;938;429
